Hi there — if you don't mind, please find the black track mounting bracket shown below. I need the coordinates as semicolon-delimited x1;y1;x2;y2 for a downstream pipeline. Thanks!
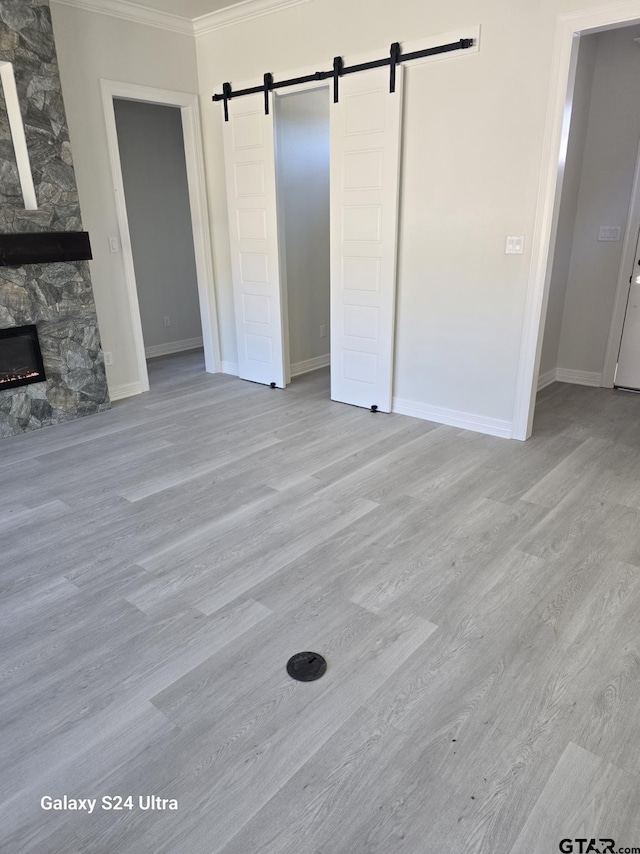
263;72;274;115
222;81;232;122
389;42;401;93
332;55;344;104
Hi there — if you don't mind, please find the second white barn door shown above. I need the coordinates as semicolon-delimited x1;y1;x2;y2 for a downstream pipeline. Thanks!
616;228;640;390
223;93;285;388
330;66;404;412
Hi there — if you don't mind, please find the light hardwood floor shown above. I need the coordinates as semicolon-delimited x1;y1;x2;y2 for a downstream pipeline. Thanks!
2;351;640;853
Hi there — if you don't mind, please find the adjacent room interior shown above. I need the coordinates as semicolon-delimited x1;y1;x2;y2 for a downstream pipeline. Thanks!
275;86;331;384
539;21;640;400
113;97;206;383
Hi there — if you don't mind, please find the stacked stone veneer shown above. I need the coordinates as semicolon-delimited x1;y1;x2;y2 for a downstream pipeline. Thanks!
0;0;109;438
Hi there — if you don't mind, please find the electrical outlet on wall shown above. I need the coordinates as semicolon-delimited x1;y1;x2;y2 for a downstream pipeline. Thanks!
598;226;621;242
163;316;170;327
505;236;525;255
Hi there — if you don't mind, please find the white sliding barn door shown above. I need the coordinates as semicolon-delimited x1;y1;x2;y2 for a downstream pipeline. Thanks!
330;66;403;411
223;93;285;387
616;279;640;390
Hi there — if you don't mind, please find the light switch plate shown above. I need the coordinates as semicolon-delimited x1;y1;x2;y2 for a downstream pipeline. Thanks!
598;226;621;242
108;237;119;253
505;235;525;255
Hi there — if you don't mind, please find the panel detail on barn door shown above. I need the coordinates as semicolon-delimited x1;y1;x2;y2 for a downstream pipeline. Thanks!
330;67;403;411
223;93;285;387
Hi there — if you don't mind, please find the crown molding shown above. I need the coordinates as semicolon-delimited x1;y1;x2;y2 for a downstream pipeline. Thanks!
51;0;313;36
192;0;312;36
50;0;195;36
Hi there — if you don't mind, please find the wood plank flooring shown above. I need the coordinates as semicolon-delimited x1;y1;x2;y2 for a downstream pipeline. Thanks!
2;351;640;853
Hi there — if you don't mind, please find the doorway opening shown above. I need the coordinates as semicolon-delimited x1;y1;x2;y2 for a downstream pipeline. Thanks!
274;87;331;385
515;5;640;439
113;98;205;385
531;19;640;432
101;80;220;400
223;60;405;412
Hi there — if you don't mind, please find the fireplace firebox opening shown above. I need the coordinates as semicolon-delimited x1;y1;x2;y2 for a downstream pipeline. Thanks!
0;325;46;391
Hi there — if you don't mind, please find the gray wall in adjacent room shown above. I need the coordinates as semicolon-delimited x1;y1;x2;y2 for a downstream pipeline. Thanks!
558;25;640;375
276;88;330;371
540;33;597;378
113;99;202;353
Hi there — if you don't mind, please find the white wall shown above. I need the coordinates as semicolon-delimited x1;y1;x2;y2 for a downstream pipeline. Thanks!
555;25;640;377
113;99;202;353
539;34;597;379
50;2;200;395
275;88;330;371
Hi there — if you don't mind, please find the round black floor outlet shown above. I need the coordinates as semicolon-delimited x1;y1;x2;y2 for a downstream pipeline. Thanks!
286;651;327;682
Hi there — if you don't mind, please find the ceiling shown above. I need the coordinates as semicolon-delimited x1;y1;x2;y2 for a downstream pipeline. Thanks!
119;0;246;20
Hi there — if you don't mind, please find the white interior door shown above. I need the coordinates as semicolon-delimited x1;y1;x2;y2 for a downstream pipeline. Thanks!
330;66;403;411
615;228;640;389
223;93;285;387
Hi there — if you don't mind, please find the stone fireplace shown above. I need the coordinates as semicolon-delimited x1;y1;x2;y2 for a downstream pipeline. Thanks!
0;0;110;438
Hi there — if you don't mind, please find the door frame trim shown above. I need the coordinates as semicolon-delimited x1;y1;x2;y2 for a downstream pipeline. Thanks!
101;79;221;394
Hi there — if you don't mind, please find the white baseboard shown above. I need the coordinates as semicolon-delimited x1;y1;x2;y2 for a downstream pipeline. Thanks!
555;368;602;387
537;368;557;391
392;397;513;439
109;381;144;401
290;354;330;377
537;367;602;390
145;337;203;358
221;361;239;376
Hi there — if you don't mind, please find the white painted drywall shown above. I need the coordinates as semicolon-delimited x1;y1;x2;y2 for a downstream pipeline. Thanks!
113;99;202;351
49;2;200;392
275;88;330;370
539;34;597;379
556;25;640;376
